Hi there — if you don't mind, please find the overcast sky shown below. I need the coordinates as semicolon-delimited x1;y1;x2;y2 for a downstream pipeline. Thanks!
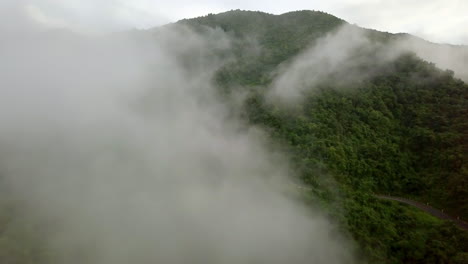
2;0;467;44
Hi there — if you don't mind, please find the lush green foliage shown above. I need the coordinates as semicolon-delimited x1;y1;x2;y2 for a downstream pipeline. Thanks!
246;54;468;215
240;54;468;262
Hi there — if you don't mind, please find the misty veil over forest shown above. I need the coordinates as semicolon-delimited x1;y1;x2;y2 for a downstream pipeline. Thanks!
0;2;467;264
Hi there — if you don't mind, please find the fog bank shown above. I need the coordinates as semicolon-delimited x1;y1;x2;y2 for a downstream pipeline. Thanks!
0;13;356;264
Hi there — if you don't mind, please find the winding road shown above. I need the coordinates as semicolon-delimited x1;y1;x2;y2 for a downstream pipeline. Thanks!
375;195;468;230
292;183;467;230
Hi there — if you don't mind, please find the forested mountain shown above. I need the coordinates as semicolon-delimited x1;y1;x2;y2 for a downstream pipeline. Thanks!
177;10;468;263
0;9;467;264
178;9;468;216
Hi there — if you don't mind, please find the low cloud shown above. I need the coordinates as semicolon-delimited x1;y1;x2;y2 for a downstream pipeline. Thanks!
267;24;400;104
0;8;356;264
393;36;468;82
267;23;468;105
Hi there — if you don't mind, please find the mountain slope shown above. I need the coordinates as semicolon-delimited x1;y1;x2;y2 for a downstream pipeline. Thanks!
177;9;468;218
175;10;468;263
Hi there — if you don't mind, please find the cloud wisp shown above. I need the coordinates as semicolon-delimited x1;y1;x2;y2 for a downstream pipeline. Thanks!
267;24;397;103
267;23;468;105
393;36;468;82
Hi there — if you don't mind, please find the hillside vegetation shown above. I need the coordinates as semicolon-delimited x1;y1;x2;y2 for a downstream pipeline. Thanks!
181;10;468;263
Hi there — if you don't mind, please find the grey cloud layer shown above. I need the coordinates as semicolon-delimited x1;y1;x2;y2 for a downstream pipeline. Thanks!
333;0;468;44
0;14;356;264
2;0;466;44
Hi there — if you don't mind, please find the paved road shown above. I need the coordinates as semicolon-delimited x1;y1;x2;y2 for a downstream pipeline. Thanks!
375;195;468;230
291;183;467;230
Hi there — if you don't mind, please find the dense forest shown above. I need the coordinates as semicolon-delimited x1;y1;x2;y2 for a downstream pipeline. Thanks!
241;54;468;263
0;9;467;264
180;10;468;263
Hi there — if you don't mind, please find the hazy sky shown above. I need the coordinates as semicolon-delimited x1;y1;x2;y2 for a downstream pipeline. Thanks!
2;0;467;44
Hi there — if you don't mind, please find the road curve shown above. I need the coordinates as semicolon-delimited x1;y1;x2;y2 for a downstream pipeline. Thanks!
290;183;468;230
376;195;468;230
